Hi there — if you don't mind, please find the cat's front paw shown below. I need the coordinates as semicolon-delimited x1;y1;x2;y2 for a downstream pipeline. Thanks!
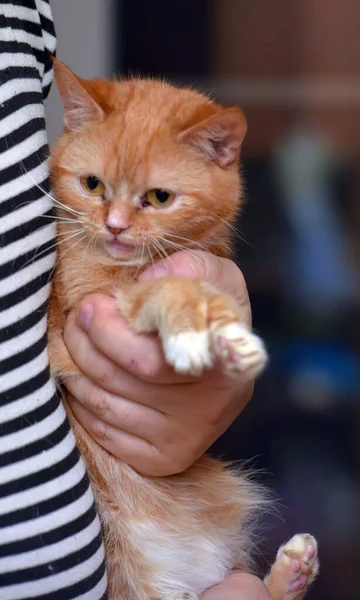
118;277;268;380
163;320;267;380
210;322;267;379
163;331;213;376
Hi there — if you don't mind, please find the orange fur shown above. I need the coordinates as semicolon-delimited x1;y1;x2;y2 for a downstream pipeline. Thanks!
48;60;317;599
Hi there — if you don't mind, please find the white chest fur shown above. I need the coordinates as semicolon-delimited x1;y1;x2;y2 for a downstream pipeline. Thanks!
131;518;240;597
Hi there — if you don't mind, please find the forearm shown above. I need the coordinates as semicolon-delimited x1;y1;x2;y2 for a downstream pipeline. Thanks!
0;3;106;597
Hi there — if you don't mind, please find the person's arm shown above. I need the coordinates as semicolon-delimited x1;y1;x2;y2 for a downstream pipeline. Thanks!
0;3;106;597
64;250;254;476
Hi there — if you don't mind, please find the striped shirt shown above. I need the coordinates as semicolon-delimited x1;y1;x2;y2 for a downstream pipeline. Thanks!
0;1;107;597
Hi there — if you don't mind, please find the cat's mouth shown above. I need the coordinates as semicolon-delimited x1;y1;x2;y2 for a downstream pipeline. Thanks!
105;239;137;257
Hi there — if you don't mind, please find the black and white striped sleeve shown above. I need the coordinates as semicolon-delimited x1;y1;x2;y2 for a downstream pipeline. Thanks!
0;1;107;598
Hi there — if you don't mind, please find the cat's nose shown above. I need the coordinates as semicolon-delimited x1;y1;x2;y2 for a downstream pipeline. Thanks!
106;224;130;237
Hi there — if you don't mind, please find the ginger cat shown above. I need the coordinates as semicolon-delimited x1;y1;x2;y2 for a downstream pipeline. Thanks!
48;59;319;600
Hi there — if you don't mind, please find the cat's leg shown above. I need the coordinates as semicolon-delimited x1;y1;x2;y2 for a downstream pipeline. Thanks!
264;534;319;600
117;276;267;379
117;277;216;375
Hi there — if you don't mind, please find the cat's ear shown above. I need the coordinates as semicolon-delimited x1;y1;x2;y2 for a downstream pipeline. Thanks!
53;59;104;131
179;107;247;167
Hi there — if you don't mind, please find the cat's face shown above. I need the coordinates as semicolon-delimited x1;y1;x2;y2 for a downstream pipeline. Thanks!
50;60;247;266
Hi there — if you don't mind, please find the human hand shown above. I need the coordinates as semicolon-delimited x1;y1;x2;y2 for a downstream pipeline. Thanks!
201;573;272;599
63;250;254;476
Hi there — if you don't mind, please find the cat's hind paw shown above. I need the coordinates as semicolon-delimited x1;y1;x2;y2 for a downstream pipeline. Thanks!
265;533;319;600
211;322;267;379
280;533;319;595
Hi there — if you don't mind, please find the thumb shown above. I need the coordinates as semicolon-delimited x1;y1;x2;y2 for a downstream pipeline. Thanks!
138;250;251;326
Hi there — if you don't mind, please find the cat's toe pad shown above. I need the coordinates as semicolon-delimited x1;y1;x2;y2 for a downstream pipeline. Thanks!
163;331;213;375
278;534;319;598
211;323;267;378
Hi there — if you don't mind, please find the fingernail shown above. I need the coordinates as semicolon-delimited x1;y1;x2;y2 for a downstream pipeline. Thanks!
139;264;169;281
78;303;94;331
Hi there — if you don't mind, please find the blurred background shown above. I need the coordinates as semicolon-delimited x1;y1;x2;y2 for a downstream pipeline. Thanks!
47;1;360;598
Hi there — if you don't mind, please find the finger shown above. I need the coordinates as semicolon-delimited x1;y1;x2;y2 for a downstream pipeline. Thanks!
64;359;240;427
65;296;198;386
67;395;171;476
65;375;167;440
67;390;212;477
138;250;251;326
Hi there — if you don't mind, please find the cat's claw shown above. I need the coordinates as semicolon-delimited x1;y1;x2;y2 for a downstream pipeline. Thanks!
211;322;267;379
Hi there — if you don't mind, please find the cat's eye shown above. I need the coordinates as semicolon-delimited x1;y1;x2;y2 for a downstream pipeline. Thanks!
80;175;106;197
144;189;175;207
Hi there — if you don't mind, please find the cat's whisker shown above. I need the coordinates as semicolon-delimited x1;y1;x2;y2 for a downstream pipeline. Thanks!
25;228;87;268
146;244;156;271
88;235;96;260
92;235;98;258
57;234;88;265
140;243;145;264
162;237;210;275
81;235;93;270
159;237;186;252
51;196;86;217
215;215;255;249
158;236;208;275
20;166;86;217
22;237;73;270
133;243;146;279
22;246;56;270
55;227;87;239
164;233;208;252
157;239;171;260
40;213;80;224
151;238;168;262
161;237;204;264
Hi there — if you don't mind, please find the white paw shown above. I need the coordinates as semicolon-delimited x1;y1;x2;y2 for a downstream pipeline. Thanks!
278;533;319;596
211;323;267;379
163;331;213;375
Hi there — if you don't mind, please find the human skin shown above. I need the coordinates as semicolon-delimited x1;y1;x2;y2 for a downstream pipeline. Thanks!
64;250;254;477
201;572;272;599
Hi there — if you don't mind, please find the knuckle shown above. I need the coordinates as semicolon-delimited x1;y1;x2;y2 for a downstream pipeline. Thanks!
95;362;115;386
87;387;110;417
138;354;163;381
169;438;201;474
149;430;194;475
91;415;110;441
